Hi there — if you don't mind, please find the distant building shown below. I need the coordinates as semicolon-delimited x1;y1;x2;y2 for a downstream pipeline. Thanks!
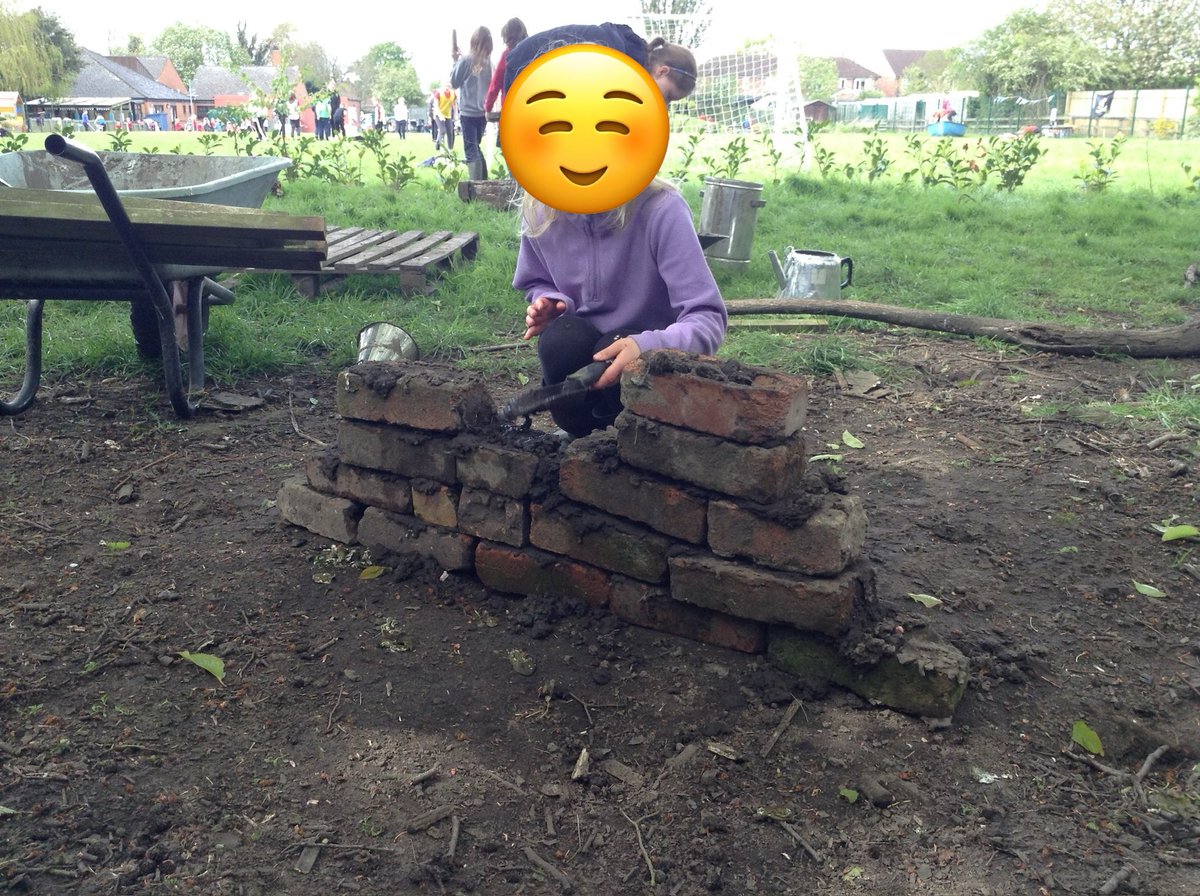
877;49;929;97
832;58;882;101
31;48;192;130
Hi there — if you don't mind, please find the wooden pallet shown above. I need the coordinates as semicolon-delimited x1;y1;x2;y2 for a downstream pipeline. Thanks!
289;226;479;297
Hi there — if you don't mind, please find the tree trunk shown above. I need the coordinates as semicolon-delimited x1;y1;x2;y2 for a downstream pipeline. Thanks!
726;298;1200;358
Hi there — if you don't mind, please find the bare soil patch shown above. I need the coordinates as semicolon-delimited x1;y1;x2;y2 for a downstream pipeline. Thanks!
2;333;1199;895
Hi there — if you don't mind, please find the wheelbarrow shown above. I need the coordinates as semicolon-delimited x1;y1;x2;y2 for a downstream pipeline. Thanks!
0;136;324;418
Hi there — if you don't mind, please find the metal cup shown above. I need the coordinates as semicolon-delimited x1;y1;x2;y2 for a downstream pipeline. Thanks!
356;322;420;363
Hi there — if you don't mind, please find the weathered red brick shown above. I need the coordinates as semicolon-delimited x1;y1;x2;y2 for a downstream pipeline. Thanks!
338;420;457;482
411;481;460;528
277;477;362;544
530;500;673;583
610;578;766;653
356;507;475;571
475;542;612;607
456;440;543;498
559;432;707;543
708;494;867;575
335;464;413;515
457;488;528;547
669;553;867;637
622;351;808;443
336;363;497;432
615;413;806;504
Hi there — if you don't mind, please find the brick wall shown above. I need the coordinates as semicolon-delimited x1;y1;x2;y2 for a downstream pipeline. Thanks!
278;351;967;719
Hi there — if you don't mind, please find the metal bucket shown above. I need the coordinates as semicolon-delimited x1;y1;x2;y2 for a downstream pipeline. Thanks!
698;177;766;267
356;322;420;363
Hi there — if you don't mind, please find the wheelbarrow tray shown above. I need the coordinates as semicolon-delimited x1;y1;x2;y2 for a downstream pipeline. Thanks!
0;150;290;208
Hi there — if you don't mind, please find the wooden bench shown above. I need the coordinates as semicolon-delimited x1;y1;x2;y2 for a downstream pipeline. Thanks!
1;175;325;418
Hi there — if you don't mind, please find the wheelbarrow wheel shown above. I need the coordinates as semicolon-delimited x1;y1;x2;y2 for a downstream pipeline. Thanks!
130;297;163;359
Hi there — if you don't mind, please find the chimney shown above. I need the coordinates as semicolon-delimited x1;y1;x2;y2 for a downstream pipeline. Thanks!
271;49;282;67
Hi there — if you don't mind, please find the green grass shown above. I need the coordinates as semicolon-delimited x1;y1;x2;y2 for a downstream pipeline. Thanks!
3;127;1199;427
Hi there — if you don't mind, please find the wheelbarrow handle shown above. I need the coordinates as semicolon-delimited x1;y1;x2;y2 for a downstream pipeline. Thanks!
43;134;199;418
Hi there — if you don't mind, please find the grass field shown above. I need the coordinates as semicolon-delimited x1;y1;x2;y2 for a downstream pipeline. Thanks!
2;127;1198;418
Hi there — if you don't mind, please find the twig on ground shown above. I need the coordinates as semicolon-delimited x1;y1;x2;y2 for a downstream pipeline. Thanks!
761;698;803;758
620;809;658;888
409;764;440;786
481;768;526;795
447;815;461;861
777;819;823;864
523;845;573;892
325;687;345;734
288;393;328;447
113;450;180;492
1097;862;1135;895
1134;744;1169;785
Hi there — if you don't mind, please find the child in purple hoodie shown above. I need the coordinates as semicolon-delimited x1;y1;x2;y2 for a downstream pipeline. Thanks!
513;178;726;437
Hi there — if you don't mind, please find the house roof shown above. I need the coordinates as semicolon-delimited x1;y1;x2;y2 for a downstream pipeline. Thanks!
69;49;190;102
833;57;881;80
191;64;300;101
191;65;255;100
881;49;930;77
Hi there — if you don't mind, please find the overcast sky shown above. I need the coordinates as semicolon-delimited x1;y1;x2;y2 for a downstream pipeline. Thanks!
22;1;1043;88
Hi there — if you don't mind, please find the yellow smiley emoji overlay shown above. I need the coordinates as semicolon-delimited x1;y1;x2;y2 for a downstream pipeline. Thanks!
501;44;669;214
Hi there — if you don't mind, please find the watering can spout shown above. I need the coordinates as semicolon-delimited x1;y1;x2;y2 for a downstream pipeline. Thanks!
768;250;786;290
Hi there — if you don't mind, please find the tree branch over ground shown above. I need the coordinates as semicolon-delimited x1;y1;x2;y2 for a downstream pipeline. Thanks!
726;298;1200;358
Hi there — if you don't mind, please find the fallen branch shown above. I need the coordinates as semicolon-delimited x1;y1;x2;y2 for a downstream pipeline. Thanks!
523;845;573;892
725;299;1200;359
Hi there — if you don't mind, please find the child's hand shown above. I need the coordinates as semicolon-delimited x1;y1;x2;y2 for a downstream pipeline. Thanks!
592;337;641;389
523;297;567;339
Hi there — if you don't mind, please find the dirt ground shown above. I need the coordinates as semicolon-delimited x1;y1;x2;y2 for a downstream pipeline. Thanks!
2;333;1199;896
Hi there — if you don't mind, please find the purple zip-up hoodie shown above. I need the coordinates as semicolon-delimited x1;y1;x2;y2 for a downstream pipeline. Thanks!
513;187;727;354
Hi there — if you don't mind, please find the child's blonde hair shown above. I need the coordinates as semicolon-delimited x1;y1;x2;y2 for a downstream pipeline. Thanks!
519;178;677;237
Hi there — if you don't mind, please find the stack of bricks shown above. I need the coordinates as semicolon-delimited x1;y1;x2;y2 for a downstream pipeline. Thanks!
278;350;876;666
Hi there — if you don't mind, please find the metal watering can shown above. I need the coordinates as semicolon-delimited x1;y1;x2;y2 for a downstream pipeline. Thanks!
768;248;854;299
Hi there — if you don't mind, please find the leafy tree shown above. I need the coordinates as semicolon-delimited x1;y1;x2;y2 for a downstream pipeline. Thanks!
796;55;837;102
900;49;954;95
235;21;273;67
0;5;81;97
110;34;146;55
372;61;424;107
1049;0;1200;88
351;42;412;103
954;9;1101;97
150;22;238;82
288;41;337;93
640;0;713;52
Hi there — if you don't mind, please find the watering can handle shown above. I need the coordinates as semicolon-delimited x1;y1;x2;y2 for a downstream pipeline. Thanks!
768;250;786;289
840;256;854;289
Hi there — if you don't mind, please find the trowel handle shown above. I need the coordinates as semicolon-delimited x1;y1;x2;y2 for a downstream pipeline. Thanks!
840;256;854;289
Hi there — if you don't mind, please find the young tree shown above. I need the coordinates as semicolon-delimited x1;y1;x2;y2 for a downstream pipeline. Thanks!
954;9;1101;97
373;61;424;108
1049;0;1200;88
151;23;238;82
235;21;274;67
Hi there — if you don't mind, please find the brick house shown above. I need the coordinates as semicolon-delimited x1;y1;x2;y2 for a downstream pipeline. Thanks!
833;57;882;101
34;48;192;130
